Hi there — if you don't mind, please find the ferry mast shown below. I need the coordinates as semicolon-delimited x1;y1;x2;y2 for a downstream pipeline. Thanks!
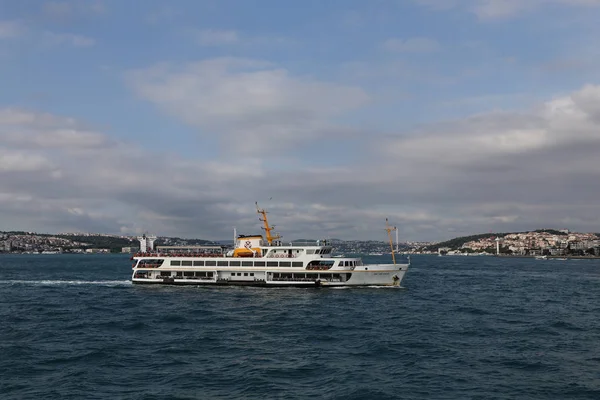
385;219;397;265
256;202;280;245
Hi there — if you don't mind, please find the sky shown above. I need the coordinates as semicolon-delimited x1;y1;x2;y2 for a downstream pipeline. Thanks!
2;0;600;242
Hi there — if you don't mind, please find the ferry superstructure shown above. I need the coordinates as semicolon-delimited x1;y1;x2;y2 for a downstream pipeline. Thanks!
131;204;410;287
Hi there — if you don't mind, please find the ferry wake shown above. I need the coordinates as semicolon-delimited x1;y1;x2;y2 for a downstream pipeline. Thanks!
131;204;410;287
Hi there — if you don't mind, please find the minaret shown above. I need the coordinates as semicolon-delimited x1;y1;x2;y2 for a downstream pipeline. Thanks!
495;237;502;255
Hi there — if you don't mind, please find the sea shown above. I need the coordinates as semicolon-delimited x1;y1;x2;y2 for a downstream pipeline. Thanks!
1;254;599;400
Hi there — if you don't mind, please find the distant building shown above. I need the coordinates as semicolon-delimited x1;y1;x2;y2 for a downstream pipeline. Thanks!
85;248;110;254
121;247;139;253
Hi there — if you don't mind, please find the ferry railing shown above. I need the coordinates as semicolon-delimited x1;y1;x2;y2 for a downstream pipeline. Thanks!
262;241;331;247
133;252;227;258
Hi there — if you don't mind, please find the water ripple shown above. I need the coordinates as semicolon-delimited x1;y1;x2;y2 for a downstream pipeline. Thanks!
1;254;600;399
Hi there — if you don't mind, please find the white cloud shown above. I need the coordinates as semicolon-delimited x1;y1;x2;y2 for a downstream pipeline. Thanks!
0;20;25;39
382;37;440;53
127;58;369;154
0;148;54;172
3;80;600;240
42;1;106;20
42;32;96;47
192;29;239;46
145;6;180;24
0;109;109;148
415;0;600;19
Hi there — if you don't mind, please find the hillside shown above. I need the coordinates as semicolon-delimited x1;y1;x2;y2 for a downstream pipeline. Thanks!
425;229;571;252
424;233;506;251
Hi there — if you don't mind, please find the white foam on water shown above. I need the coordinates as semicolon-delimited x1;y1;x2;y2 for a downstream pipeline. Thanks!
329;285;402;290
0;280;131;286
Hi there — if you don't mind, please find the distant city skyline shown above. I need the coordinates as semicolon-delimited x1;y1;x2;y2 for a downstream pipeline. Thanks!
2;0;600;241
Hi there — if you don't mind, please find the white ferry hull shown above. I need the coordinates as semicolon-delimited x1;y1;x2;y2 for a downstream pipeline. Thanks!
131;263;408;288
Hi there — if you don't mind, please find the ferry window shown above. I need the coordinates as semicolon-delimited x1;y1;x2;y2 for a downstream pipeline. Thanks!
170;260;181;266
207;272;214;277
250;273;254;276
242;261;253;267
351;261;355;266
229;261;241;266
217;261;228;267
184;271;194;277
280;262;291;267
182;261;193;266
195;272;206;277
254;261;265;267
193;261;204;266
238;273;242;276
306;249;315;254
292;262;303;267
267;261;278;267
205;260;216;266
244;273;248;276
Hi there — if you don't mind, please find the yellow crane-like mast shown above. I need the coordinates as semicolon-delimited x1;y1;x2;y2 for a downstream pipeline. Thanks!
256;202;280;245
385;218;396;265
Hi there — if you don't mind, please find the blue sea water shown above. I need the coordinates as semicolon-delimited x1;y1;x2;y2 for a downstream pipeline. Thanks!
1;254;600;399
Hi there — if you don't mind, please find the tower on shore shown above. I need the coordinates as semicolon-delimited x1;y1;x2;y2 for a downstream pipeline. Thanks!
137;234;157;253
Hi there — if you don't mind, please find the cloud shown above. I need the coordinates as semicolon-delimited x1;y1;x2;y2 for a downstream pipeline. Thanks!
3;79;600;241
0;21;94;48
0;107;266;236
127;58;369;154
0;148;54;172
185;28;290;47
42;32;96;47
145;6;180;24
363;85;600;228
381;37;440;53
192;29;239;46
414;0;600;20
0;20;26;39
42;1;106;20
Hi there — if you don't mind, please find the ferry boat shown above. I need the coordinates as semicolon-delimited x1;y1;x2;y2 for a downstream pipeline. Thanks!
130;204;410;287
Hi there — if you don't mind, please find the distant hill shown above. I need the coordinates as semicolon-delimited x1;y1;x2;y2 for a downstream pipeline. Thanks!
55;234;136;253
424;233;506;251
424;229;576;252
156;237;216;246
532;229;568;236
